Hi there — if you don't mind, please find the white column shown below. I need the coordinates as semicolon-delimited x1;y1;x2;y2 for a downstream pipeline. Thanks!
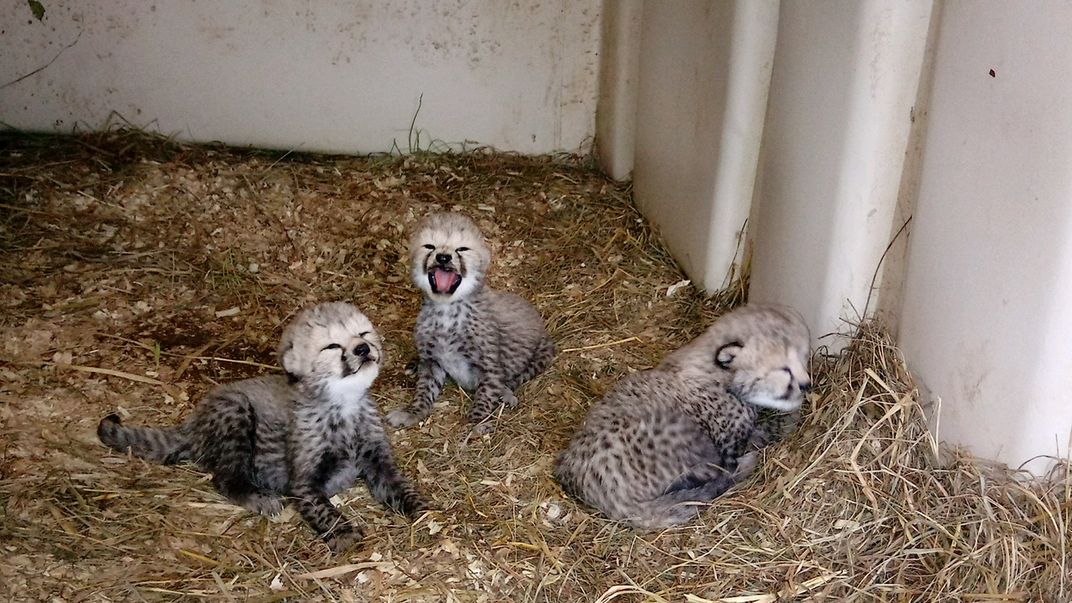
748;0;933;345
594;0;643;181
899;2;1072;475
630;0;779;291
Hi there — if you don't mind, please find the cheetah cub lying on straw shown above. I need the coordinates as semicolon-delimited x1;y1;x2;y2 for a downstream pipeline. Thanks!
387;212;555;433
554;303;811;529
97;302;426;553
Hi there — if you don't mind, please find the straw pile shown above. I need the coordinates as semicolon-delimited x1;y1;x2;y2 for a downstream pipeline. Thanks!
0;130;1067;602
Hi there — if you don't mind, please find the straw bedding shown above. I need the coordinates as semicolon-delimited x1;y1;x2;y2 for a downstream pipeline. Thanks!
0;131;1067;601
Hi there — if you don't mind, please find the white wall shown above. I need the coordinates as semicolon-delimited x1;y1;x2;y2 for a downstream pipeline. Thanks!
898;1;1072;474
629;0;778;291
621;0;931;339
611;1;1069;474
594;0;642;181
0;1;601;154
748;0;933;344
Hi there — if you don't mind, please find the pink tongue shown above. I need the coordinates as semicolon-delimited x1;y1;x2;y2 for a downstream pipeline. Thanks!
433;268;461;293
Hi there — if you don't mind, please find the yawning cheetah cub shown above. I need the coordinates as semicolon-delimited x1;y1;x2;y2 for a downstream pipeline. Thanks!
554;303;810;529
98;302;426;553
387;212;555;433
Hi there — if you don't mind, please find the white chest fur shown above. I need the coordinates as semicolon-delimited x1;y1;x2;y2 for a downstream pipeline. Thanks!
324;372;376;405
438;347;479;391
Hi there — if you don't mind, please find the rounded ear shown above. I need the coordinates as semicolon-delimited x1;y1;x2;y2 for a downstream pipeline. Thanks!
279;342;299;375
715;341;743;369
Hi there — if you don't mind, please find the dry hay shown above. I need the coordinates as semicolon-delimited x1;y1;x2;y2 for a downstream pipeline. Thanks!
0;130;1068;602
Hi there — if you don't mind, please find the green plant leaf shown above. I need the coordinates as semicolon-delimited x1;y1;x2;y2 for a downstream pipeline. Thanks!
27;0;45;21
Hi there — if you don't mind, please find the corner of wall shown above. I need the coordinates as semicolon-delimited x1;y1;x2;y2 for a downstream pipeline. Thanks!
879;0;943;337
594;0;643;181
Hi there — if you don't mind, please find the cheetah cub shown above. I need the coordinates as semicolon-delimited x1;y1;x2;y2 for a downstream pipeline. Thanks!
387;212;555;433
97;302;426;553
554;303;811;529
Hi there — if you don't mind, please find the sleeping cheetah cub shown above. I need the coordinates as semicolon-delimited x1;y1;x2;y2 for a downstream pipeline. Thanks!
554;303;810;529
97;302;426;553
386;212;555;433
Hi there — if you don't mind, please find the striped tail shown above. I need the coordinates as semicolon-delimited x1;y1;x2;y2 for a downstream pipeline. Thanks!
97;414;191;464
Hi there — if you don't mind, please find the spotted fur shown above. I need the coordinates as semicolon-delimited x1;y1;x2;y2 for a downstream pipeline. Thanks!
553;303;811;529
386;212;555;433
97;302;426;553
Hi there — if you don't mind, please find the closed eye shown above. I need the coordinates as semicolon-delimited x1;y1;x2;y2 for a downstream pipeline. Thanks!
456;246;470;252
321;343;342;351
423;244;435;250
359;331;370;337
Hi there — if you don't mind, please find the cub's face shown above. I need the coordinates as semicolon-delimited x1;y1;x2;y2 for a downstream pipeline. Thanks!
664;304;812;412
409;212;491;303
278;302;383;397
716;332;811;412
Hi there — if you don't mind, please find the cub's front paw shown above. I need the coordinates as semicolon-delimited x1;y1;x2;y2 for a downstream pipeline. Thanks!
733;451;760;480
470;420;497;436
500;389;519;409
242;493;284;517
386;409;420;429
325;525;366;555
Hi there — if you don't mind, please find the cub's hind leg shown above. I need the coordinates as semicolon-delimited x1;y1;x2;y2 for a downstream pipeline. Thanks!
631;416;744;529
507;336;556;392
635;474;739;529
193;390;283;517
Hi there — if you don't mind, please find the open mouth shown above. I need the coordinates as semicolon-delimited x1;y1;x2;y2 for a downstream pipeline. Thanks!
428;267;463;294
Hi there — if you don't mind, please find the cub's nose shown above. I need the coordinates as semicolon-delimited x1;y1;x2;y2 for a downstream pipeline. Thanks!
353;343;371;358
799;380;812;393
435;253;452;265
